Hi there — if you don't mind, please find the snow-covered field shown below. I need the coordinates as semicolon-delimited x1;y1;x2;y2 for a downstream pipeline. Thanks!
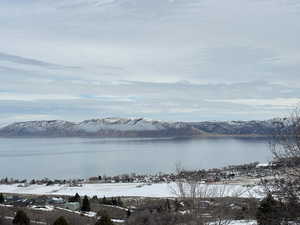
0;183;263;198
228;221;256;225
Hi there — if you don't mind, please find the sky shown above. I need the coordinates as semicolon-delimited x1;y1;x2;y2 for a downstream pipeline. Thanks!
1;0;300;123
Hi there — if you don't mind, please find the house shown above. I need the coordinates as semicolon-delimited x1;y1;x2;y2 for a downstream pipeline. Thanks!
49;197;65;204
65;202;80;211
6;196;30;207
88;176;99;183
198;200;210;208
32;196;48;205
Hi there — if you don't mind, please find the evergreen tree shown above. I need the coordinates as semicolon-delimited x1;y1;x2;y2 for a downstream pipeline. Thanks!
53;217;69;225
126;209;131;218
13;210;30;225
74;193;80;201
256;193;282;225
286;194;300;219
0;193;4;204
174;198;180;212
95;211;114;225
29;179;36;185
101;196;107;205
69;193;80;202
165;199;171;211
117;197;123;207
111;197;117;206
81;195;91;212
157;205;163;213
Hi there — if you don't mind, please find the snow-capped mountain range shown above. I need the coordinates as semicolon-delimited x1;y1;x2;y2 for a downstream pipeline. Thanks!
0;117;283;137
0;118;200;137
187;119;283;136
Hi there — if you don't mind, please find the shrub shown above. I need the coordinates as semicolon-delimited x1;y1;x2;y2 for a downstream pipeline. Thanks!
81;195;91;212
95;211;114;225
13;210;30;225
0;193;4;204
256;194;282;225
53;216;69;225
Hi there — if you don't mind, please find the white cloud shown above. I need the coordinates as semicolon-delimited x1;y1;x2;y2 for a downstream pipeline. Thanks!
0;93;80;101
206;98;300;107
0;0;300;121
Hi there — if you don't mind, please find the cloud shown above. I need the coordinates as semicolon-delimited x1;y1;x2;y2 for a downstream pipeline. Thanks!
0;52;78;70
0;0;300;122
0;92;81;101
0;80;299;123
206;98;300;108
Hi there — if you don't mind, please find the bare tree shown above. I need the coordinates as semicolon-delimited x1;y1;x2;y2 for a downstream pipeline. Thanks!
170;163;246;225
268;107;300;223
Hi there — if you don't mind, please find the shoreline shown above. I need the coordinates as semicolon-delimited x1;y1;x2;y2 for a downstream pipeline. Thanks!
0;134;271;139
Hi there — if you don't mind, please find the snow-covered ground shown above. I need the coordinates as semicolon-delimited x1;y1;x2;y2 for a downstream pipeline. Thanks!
228;221;256;225
0;183;263;198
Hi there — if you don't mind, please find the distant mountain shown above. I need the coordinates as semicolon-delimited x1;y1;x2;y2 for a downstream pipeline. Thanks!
0;117;282;138
0;118;201;137
187;119;281;136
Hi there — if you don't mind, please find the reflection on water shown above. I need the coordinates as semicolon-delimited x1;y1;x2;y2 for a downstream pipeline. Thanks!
0;137;271;179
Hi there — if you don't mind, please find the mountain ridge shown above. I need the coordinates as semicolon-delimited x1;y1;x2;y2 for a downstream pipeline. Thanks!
0;117;282;137
0;117;201;137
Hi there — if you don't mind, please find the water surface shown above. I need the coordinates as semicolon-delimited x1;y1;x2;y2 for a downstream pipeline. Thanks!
0;137;271;179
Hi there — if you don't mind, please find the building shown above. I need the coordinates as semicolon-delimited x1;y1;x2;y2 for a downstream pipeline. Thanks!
65;202;80;211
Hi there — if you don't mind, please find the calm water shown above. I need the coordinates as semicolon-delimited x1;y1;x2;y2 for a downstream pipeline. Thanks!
0;137;271;179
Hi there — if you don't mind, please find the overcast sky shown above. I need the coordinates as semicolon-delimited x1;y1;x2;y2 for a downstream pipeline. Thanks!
1;0;300;123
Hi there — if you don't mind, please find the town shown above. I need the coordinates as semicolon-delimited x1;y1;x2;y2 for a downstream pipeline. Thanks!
0;159;296;225
0;161;276;187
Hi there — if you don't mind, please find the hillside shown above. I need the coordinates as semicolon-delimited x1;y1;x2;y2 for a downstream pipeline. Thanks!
0;117;281;137
0;118;201;137
187;120;279;136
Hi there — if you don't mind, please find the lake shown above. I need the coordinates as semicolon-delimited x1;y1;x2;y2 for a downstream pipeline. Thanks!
0;137;272;179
